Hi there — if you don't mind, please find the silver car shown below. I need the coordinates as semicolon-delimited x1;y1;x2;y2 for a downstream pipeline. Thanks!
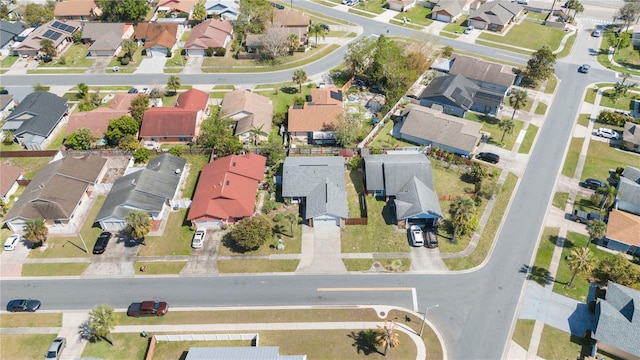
46;337;66;359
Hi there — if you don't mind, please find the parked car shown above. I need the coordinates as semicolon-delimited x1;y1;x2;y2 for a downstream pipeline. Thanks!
0;89;8;95
6;298;41;312
92;231;112;255
476;152;500;164
595;127;620;139
463;26;474;34
425;228;439;248
516;0;528;4
128;87;139;94
578;64;590;74
4;234;20;251
192;229;206;249
582;178;607;190
591;29;602;37
127;300;168;317
45;337;66;359
320;24;330;31
571;209;604;224
409;225;424;247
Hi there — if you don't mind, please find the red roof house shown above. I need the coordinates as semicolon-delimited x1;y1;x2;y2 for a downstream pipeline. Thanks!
65;93;138;139
139;89;210;143
187;153;266;228
0;163;24;201
184;19;233;57
287;86;343;144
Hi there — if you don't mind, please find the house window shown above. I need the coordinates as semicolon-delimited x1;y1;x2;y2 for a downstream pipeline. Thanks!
178;137;188;141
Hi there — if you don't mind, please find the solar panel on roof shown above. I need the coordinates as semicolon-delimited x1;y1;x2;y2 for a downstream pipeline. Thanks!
43;30;62;40
52;21;64;29
43;29;54;38
62;24;76;32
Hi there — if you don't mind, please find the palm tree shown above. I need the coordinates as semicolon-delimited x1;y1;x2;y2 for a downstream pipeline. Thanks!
88;304;118;345
0;198;9;217
166;75;181;95
620;72;632;86
248;124;268;146
498;118;515;144
509;89;528;121
597;185;617;210
375;321;400;356
23;219;48;247
77;82;89;100
586;219;606;247
567;247;593;288
308;23;329;46
284;212;300;237
125;210;152;240
120;38;137;59
569;0;584;19
292;69;308;94
469;164;488;195
448;196;475;243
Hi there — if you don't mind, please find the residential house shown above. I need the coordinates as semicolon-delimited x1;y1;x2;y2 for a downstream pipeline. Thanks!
65;93;139;141
282;156;348;227
467;1;523;32
184;19;233;57
363;153;442;227
622;121;640;153
448;53;516;93
615;166;640;216
220;90;273;144
82;23;134;57
204;0;239;21
0;19;26;54
396;104;482;157
157;0;198;18
187;153;266;229
245;9;310;51
3;155;108;232
287;86;344;144
633;24;640;48
0;163;24;202
140;89;210;143
185;346;306;360
592;281;640;360
0;94;16;120
15;20;80;57
134;22;179;57
431;0;467;23
1;91;68;150
54;0;101;21
387;0;416;12
95;154;186;231
603;209;640;256
419;74;505;117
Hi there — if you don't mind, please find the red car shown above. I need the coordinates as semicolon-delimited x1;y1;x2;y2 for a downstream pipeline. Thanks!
127;301;168;317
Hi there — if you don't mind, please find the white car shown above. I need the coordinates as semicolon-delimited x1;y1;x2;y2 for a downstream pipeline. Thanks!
192;229;206;248
596;128;620;140
409;225;424;247
4;234;20;251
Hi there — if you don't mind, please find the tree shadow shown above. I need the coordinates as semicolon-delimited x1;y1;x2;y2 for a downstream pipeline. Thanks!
381;200;397;225
347;330;379;356
530;266;553;286
280;86;298;94
547;235;559;245
562;237;575;249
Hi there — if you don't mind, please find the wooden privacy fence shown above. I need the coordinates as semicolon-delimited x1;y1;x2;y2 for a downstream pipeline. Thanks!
345;218;368;225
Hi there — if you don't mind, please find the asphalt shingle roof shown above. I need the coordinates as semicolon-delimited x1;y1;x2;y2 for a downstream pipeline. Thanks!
2;91;68;139
617;177;640;210
592;281;640;357
185;346;306;360
0;20;26;47
623;165;640;183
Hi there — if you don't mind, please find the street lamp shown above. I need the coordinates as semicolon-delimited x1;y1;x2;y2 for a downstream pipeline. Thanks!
419;304;439;336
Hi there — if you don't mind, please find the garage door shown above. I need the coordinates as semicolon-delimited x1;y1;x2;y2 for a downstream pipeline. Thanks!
101;221;127;232
435;13;451;23
195;220;222;229
150;47;167;57
313;217;340;226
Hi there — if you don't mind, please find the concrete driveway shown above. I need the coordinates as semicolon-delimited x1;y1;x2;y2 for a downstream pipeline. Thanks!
81;232;139;277
409;247;448;272
296;225;346;274
135;55;167;74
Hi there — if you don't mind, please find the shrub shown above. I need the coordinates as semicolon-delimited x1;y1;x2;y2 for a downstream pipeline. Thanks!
180;48;186;56
205;47;214;57
119;56;130;65
214;47;226;56
58;56;66;65
597;110;637;127
168;146;183;157
166;50;172;58
133;147;151;163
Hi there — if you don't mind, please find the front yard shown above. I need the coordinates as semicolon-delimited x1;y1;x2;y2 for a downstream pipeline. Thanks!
581;140;640;181
464;112;524;150
38;44;94;68
478;19;567;51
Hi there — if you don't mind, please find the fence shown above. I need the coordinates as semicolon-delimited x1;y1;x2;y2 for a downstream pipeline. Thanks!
345;218;368;225
145;333;259;360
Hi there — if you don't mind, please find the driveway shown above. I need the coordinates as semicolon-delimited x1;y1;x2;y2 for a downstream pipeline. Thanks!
296;225;346;274
409;247;448;272
85;57;111;74
180;230;221;275
81;232;139;277
0;238;30;278
182;56;202;74
135;55;167;74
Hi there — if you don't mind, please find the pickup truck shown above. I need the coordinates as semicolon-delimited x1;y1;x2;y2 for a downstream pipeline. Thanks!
126;301;168;317
571;210;603;224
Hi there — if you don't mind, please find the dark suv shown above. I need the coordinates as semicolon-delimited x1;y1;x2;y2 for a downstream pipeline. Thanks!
583;178;606;190
477;152;500;164
92;231;112;254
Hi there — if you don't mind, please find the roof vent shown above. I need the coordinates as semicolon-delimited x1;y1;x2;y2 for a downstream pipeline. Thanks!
226;180;230;185
232;162;236;167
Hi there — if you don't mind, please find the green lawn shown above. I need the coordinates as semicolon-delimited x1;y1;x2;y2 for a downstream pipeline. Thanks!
0;313;62;328
0;157;53;179
164;47;187;72
107;47;144;73
561;137;583;178
478;21;566;51
475;39;534;56
0;335;58;360
531;227;559;286
555;33;577;59
535;102;547;115
82;333;148;360
537;326;587;360
346;169;364;217
0;55;19;68
552;192;569;210
138;209;193;256
544;76;558;94
134;261;186;274
573;195;607;219
464;112;523;150
39;44;94;68
393;5;432;26
442;15;468;34
353;0;387;14
348;8;376;18
46;127;67;150
22;262;89;276
217;259;300;273
368;121;416;150
518;124;538;154
512;319;535;350
255;84;314;113
577;113;590;127
582;140;640;182
343;258;411;272
598;89;639;111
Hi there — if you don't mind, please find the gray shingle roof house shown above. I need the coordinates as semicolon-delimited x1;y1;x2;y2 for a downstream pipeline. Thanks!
623;165;640;183
1;91;68;150
467;0;523;32
363;153;442;227
396;104;482;157
0;19;26;50
3;155;108;232
616;176;640;216
186;346;306;360
592;281;640;360
282;156;347;227
449;53;516;92
418;73;505;117
622;121;640;154
95;154;186;231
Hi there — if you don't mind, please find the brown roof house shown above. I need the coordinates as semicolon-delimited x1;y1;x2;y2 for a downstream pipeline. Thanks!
622;121;640;154
139;89;210;143
54;0;102;21
134;22;179;57
387;0;417;12
157;0;198;18
184;19;233;57
603;209;640;257
245;9;310;52
15;20;80;57
2;154;108;233
0;163;24;202
65;93;139;141
81;22;135;57
287;86;344;145
467;0;523;32
220;90;273;145
431;0;470;23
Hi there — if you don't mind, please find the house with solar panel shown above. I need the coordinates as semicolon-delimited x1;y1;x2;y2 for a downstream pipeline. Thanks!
15;20;80;58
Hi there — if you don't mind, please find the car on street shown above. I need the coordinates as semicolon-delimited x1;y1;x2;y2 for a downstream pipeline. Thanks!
192;229;206;248
476;152;500;164
582;178;607;190
516;0;528;4
4;234;20;251
92;231;112;255
595;127;620;139
463;26;473;34
591;29;602;37
127;300;168;317
320;24;330;31
409;225;424;247
6;298;41;312
578;64;590;73
45;337;66;359
128;87;138;94
0;89;8;95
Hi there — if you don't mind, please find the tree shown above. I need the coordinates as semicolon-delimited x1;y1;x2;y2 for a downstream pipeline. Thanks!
592;253;640;287
79;90;102;111
586;219;606;246
619;1;640;31
284;212;300;237
196;114;243;157
567;247;593;287
292;69;308;94
498;118;515;144
166;75;181;95
334;112;362;147
23;219;48;247
375;321;400;356
121;38;137;59
2;130;14;145
568;0;584;19
620;71;632;86
130;94;149;123
105;115;139;144
259;26;289;62
65;128;95;150
118;134;139;150
308;23;328;46
87;304;118;345
287;33;300;53
39;38;56;58
509;89;528;121
0;198;8;217
24;3;53;27
521;45;556;87
469;164;488;195
168;146;183;157
344;37;377;77
248;124;268;146
0;3;9;20
237;0;273;34
133;147;151;163
77;82;89;100
448;196;475;243
191;0;207;22
125;210;151;239
97;0;150;22
231;214;273;250
596;185;617;210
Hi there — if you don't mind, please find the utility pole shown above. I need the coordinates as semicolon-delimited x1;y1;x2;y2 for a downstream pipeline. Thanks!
419;304;439;336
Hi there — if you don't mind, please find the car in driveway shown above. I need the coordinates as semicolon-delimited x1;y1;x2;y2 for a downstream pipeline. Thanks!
4;234;20;251
595;127;620;139
425;228;439;248
192;229;206;248
6;298;41;312
45;337;66;359
92;231;112;255
409;225;424;247
578;64;590;73
463;26;473;34
476;152;500;164
571;209;604;224
582;178;607;190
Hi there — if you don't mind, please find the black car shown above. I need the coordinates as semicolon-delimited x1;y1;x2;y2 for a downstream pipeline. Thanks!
583;178;606;190
92;232;112;254
477;152;500;164
0;89;8;95
128;88;139;94
6;299;41;312
320;24;330;31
